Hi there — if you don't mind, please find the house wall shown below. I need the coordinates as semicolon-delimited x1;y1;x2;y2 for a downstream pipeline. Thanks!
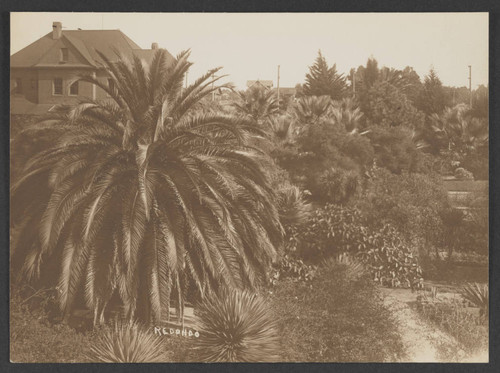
11;67;116;115
37;68;95;104
10;68;39;103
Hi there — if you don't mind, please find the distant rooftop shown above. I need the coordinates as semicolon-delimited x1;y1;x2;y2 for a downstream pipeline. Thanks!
11;22;174;68
246;80;273;89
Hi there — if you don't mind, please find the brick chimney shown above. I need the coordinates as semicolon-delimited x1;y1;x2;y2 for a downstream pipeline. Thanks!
52;22;62;39
151;42;159;50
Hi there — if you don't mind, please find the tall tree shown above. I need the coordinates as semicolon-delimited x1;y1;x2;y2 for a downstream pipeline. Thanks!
11;49;283;325
364;58;379;90
418;68;446;115
303;50;347;100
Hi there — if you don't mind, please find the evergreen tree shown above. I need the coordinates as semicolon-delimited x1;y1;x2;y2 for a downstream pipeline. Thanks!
418;68;446;115
364;58;379;89
303;50;346;100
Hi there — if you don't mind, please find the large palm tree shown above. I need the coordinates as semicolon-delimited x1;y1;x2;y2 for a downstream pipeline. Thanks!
11;49;282;326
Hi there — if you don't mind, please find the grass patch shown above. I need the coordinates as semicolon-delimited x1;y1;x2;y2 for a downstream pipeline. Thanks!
415;292;488;361
267;262;408;362
10;293;195;363
10;294;95;363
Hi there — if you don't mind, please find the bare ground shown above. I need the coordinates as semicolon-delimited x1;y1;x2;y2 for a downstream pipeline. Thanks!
379;287;488;363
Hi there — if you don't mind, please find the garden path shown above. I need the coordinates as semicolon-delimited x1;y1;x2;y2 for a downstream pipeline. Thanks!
380;287;463;362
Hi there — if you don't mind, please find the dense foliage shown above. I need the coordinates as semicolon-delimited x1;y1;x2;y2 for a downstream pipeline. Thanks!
285;204;423;288
355;166;450;256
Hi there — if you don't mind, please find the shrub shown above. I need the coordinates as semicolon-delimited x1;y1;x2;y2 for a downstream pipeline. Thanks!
360;80;425;129
10;292;94;363
315;167;361;204
289;204;423;288
270;255;317;285
367;126;426;174
454;167;474;180
195;289;280;362
356;166;449;257
87;320;166;363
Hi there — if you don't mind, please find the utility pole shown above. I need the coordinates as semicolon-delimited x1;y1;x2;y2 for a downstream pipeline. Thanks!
352;70;356;95
277;65;280;111
212;73;215;101
468;65;472;108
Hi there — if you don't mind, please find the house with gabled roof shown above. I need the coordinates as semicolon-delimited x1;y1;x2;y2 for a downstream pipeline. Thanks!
10;21;175;115
246;80;273;90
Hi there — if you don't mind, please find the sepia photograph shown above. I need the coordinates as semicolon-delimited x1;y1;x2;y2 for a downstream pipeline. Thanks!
9;12;489;363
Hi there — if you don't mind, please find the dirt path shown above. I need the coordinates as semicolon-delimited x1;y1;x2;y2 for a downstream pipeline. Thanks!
380;287;464;362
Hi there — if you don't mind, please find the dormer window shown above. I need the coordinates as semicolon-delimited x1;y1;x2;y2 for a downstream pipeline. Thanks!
60;48;69;63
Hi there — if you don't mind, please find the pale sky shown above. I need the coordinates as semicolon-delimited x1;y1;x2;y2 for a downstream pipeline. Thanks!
11;12;489;90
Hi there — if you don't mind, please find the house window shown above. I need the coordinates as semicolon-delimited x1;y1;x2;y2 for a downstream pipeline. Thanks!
53;78;63;95
60;48;69;62
69;81;79;96
14;78;23;94
30;79;37;90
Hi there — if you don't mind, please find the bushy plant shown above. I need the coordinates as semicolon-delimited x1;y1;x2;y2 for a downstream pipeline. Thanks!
316;167;361;204
87;320;166;362
288;204;423;288
367;126;426;174
10;291;95;362
195;289;280;362
358;224;423;289
270;255;317;285
360;80;425;129
454;167;474;180
356;166;449;257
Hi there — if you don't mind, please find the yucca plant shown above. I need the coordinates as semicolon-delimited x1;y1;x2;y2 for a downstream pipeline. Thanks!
462;283;489;320
195;289;281;362
323;253;367;281
87;319;166;362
